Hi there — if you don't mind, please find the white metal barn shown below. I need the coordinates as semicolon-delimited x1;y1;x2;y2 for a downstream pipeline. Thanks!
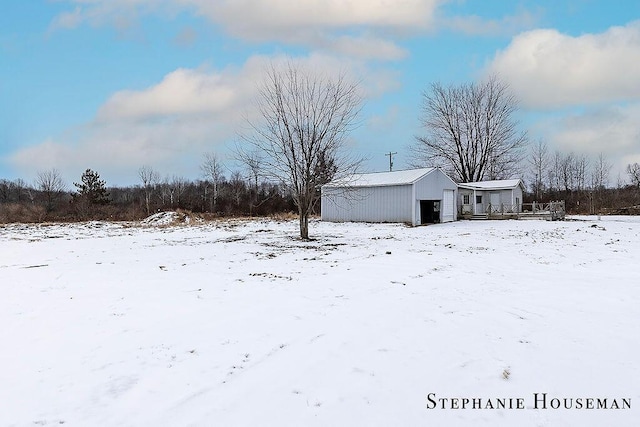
321;168;457;226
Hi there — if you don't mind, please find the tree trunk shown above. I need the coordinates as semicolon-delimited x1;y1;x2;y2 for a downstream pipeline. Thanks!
299;210;309;240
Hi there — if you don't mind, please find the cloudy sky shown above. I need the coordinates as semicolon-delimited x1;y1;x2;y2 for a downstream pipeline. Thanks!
2;1;640;186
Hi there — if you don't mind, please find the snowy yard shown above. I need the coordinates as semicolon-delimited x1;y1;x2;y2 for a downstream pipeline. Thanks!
1;216;638;426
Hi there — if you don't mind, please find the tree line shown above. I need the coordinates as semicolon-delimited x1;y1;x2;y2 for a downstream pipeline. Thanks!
0;164;297;224
524;140;640;214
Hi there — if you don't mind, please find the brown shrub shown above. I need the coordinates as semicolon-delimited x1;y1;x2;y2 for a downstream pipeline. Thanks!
0;203;47;224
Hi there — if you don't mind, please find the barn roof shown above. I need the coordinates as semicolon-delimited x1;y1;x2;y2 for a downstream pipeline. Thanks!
458;179;523;191
323;168;436;188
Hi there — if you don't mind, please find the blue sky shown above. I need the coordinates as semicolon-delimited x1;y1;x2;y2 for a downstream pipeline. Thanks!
2;1;640;186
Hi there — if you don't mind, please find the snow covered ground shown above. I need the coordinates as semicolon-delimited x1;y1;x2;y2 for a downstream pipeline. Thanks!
1;216;638;426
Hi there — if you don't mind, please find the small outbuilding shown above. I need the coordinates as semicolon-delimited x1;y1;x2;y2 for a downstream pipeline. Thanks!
321;168;457;226
457;179;525;216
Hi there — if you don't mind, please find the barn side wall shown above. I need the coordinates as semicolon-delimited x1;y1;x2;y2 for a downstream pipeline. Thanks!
321;185;413;223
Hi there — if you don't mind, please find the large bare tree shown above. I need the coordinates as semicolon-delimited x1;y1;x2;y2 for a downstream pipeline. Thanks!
241;61;362;239
413;75;527;182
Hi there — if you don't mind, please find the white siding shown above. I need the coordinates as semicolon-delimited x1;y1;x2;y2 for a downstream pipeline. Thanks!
513;186;523;212
483;189;525;213
497;189;520;212
413;169;457;199
321;184;413;223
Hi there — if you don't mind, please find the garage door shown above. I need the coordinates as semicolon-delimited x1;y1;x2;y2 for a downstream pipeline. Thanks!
442;190;455;222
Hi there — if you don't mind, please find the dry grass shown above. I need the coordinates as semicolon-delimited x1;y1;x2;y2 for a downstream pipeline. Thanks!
0;203;47;224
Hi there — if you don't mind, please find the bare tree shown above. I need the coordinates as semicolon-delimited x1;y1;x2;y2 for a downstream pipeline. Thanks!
169;176;187;208
0;180;9;202
627;163;640;188
241;61;362;239
229;171;246;208
236;149;264;215
13;178;29;202
413;75;527;182
35;169;66;213
528;139;549;199
201;152;224;212
559;152;575;193
573;154;589;192
138;166;160;216
589;152;612;213
547;151;560;192
591;152;612;190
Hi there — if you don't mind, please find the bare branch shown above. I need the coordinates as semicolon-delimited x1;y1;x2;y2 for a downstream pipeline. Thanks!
413;75;526;182
238;60;363;239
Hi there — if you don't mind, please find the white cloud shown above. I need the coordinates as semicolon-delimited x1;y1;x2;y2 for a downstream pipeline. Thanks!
49;7;84;30
487;21;640;109
9;54;400;185
173;26;198;47
96;68;242;121
10;139;77;173
50;0;442;60
368;105;401;130
50;1;547;61
444;10;539;36
550;104;640;154
551;105;640;154
530;103;640;180
193;0;439;36
323;34;408;61
97;53;397;122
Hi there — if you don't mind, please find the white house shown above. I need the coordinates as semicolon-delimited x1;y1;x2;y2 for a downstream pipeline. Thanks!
457;179;525;216
321;168;457;226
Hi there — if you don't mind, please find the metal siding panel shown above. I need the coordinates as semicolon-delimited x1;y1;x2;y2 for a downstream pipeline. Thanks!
321;185;412;223
414;169;457;200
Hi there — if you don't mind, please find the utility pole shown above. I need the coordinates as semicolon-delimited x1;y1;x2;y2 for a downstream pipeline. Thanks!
385;151;397;172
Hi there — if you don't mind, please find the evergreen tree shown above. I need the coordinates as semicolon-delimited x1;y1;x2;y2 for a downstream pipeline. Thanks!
73;169;110;205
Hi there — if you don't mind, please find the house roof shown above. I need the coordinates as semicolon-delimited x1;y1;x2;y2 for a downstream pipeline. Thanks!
458;179;523;191
323;168;436;188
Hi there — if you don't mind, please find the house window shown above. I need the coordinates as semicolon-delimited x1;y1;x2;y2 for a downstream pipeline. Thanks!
476;195;482;204
463;194;470;205
516;197;520;206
